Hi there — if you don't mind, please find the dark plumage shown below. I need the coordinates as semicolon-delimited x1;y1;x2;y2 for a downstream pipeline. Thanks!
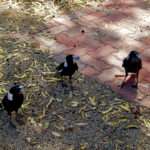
122;51;142;88
56;55;79;80
2;84;24;116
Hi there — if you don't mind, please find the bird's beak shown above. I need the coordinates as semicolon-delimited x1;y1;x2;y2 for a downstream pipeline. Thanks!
73;55;80;61
19;85;24;89
19;85;24;92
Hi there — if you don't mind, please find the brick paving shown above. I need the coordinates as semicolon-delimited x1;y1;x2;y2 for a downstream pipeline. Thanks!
37;0;149;107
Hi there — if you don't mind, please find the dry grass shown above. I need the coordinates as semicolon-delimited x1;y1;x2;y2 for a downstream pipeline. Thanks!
0;2;150;149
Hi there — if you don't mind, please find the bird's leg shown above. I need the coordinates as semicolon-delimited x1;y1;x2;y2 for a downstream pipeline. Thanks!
121;71;128;88
61;78;68;88
60;77;64;87
8;112;17;128
59;76;65;88
8;114;11;122
132;72;139;88
69;76;72;81
15;111;20;122
136;72;139;88
7;111;12;122
69;76;73;91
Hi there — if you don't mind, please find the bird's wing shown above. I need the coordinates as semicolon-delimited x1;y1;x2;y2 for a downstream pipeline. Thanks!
56;62;64;71
130;57;142;70
13;94;24;107
122;58;127;68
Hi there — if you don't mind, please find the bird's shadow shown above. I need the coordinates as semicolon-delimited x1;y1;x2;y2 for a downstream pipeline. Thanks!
55;80;72;94
52;77;79;98
119;75;138;101
120;75;137;88
0;111;19;137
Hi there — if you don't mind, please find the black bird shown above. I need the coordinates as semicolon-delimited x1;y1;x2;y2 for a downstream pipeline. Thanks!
1;84;24;124
56;55;79;81
121;50;142;88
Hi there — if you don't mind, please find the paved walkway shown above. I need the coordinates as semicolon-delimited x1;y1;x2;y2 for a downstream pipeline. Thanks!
34;0;150;107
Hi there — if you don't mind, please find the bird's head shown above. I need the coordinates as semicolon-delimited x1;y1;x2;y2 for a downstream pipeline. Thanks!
129;50;139;58
66;55;80;64
66;55;74;64
9;84;24;95
7;83;24;101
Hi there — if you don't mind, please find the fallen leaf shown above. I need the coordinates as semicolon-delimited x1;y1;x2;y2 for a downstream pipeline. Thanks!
14;73;27;79
101;107;113;114
46;98;54;108
26;137;31;143
57;115;65;121
125;124;139;129
75;122;88;126
55;125;65;131
51;131;61;137
56;98;63;102
119;103;130;112
43;122;49;129
80;143;88;150
70;101;79;107
0;87;6;94
88;96;97;106
142;119;150;128
79;105;87;113
80;110;87;119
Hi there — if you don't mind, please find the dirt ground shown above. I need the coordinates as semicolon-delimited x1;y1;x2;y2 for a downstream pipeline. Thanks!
0;2;150;150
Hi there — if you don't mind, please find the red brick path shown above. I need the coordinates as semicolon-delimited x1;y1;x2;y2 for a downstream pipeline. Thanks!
37;0;150;107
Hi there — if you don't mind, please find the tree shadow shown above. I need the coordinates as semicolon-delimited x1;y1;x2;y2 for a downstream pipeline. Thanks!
0;2;150;149
103;0;150;10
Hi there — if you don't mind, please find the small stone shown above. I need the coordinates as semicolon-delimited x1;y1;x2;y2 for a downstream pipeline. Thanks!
81;30;85;33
